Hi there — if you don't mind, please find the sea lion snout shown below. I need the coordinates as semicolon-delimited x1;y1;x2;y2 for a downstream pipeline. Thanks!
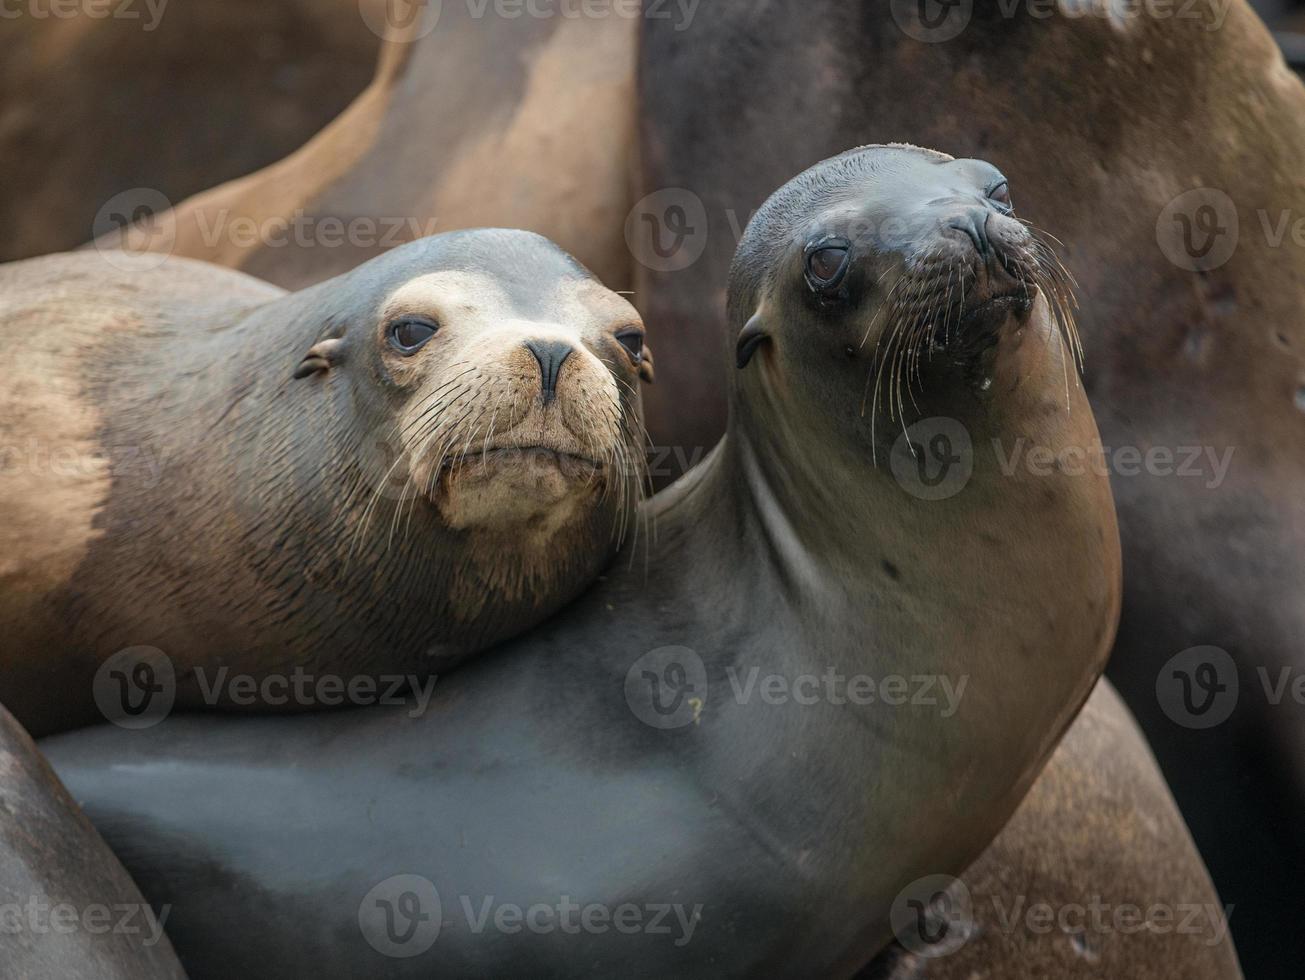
523;338;574;404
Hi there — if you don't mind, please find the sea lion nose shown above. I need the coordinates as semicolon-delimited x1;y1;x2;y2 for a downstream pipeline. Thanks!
947;207;992;259
524;339;574;404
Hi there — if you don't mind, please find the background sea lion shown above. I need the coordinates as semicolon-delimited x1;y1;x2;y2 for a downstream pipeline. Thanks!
105;0;639;292
862;683;1242;980
43;145;1120;978
636;3;1305;973
0;230;650;736
0;704;185;979
0;0;385;262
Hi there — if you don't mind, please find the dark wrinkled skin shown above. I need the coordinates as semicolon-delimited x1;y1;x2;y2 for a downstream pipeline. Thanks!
637;4;1305;976
42;149;1119;979
0;705;185;979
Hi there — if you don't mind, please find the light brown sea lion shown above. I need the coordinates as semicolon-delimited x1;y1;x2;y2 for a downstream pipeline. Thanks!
111;0;640;292
0;229;650;736
0;703;185;978
0;0;385;263
636;3;1305;973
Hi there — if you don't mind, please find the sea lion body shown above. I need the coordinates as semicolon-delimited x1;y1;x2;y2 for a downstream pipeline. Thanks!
0;0;385;264
637;4;1305;973
133;0;639;292
0;232;648;735
44;147;1119;977
865;682;1242;979
0;705;185;979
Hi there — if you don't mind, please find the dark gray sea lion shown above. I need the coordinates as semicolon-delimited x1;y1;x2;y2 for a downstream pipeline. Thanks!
637;4;1305;973
0;230;649;735
43;146;1120;978
0;704;185;979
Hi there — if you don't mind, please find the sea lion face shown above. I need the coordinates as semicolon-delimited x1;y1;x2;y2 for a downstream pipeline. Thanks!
292;231;649;582
731;145;1077;451
368;268;647;535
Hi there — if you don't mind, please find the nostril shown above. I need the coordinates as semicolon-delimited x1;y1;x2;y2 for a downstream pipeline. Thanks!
947;208;992;258
524;339;574;404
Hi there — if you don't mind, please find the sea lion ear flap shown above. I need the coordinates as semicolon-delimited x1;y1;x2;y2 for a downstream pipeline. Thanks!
293;338;345;380
736;313;769;370
638;343;655;384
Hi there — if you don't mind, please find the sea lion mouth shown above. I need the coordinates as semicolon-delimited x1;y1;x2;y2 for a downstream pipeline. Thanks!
956;287;1036;335
444;445;603;481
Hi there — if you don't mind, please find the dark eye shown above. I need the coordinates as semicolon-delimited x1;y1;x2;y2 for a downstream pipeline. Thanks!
388;316;438;354
615;328;645;364
988;181;1013;211
804;239;851;292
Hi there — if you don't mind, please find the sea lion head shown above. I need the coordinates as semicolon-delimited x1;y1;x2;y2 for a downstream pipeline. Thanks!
285;229;651;648
729;143;1079;458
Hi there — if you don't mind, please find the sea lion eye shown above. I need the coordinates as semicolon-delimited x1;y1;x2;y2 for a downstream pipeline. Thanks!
804;239;851;292
388;316;438;354
615;327;645;364
988;181;1013;212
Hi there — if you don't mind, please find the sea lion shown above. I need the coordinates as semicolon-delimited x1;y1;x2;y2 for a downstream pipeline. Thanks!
43;145;1120;978
862;683;1242;980
1;0;384;263
108;0;640;291
637;3;1305;974
0;230;650;736
0;704;185;979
